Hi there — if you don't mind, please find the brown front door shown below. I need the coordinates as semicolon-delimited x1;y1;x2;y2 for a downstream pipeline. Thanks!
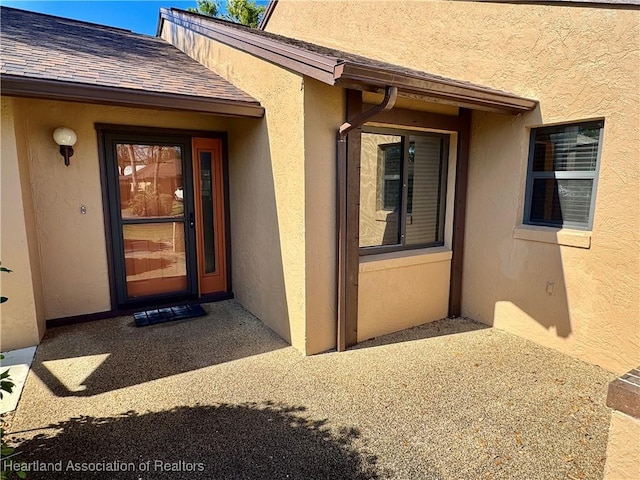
192;138;227;295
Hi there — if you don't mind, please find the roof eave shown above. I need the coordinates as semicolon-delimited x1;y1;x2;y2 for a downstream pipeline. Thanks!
162;8;537;115
339;64;538;114
161;8;340;85
1;75;265;118
258;0;278;30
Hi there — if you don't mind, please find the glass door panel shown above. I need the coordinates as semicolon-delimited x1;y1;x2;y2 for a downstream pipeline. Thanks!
108;138;195;304
123;223;187;297
117;144;184;219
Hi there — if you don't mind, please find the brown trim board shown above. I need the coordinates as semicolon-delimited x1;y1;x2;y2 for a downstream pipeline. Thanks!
258;0;278;29
1;75;265;118
46;292;235;329
368;106;462;132
344;89;363;348
159;8;537;115
448;108;472;317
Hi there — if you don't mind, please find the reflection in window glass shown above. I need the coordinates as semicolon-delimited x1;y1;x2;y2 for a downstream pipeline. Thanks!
359;130;448;250
360;133;402;247
116;144;184;219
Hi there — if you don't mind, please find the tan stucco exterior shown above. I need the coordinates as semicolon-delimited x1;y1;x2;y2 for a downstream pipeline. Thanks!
603;411;640;479
3;2;638;372
302;79;344;354
358;248;452;341
1;97;45;351
266;0;640;373
162;20;312;353
0;97;229;350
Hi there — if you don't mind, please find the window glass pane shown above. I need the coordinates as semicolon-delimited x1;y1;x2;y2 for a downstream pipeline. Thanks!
123;223;187;297
117;144;184;219
532;121;602;172
530;179;593;226
200;152;216;274
359;133;402;247
405;135;447;246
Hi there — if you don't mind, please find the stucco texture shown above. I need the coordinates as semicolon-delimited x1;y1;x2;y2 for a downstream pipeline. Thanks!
267;0;640;373
1;97;229;350
302;79;344;354
358;250;452;342
603;411;640;479
1;97;45;351
161;21;309;352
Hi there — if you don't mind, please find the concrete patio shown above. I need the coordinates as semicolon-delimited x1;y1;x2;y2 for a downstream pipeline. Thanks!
5;300;615;479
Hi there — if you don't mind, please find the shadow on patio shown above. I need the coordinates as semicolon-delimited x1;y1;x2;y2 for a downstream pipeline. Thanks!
10;314;616;479
10;401;386;480
350;316;490;350
30;300;288;397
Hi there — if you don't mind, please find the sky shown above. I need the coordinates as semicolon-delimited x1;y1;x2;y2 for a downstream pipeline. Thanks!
0;0;252;36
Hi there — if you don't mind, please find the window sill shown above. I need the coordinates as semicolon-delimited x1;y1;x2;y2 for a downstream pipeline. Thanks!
359;246;452;273
513;225;591;249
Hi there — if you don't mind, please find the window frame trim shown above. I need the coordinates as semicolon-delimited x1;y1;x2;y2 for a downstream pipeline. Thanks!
359;126;450;256
523;119;604;231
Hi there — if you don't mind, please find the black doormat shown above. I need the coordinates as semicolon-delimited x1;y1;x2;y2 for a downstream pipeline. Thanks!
134;304;207;327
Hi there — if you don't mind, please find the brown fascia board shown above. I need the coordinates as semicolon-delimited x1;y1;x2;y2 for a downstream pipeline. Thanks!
160;9;537;115
339;64;538;114
1;75;265;118
160;9;342;85
258;0;278;30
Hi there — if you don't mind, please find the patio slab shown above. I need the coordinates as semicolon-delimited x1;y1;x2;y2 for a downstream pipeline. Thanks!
6;300;615;479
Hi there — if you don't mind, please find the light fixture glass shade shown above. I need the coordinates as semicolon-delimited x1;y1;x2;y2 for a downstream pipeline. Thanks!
53;127;77;147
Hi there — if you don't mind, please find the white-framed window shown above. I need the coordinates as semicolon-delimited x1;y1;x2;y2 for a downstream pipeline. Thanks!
524;120;604;230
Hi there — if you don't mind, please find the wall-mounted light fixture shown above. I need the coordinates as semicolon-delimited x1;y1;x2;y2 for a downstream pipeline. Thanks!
53;127;77;166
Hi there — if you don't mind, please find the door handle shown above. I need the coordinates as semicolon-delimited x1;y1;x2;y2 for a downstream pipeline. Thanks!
189;212;195;229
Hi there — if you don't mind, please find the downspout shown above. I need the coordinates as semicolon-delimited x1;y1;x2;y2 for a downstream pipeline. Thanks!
336;86;398;352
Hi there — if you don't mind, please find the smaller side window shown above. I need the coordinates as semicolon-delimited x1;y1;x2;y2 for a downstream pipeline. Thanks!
524;120;604;230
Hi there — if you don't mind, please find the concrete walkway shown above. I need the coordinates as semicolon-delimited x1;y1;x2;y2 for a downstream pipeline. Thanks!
6;300;614;479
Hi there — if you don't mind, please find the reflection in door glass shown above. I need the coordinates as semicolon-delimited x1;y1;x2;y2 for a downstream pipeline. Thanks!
123;223;187;297
200;152;216;273
116;144;184;219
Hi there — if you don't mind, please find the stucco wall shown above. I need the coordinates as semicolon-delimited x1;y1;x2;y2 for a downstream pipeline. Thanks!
358;249;452;341
266;0;640;373
161;21;308;352
603;411;640;479
302;79;344;354
0;97;45;351
6;97;228;328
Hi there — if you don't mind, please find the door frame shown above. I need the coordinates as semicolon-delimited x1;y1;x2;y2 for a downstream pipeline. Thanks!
192;137;228;295
96;124;232;310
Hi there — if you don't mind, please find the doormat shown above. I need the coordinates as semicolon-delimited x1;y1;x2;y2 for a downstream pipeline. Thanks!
134;304;207;327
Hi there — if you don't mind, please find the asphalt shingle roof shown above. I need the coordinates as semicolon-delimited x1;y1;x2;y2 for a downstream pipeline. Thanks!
0;7;259;105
